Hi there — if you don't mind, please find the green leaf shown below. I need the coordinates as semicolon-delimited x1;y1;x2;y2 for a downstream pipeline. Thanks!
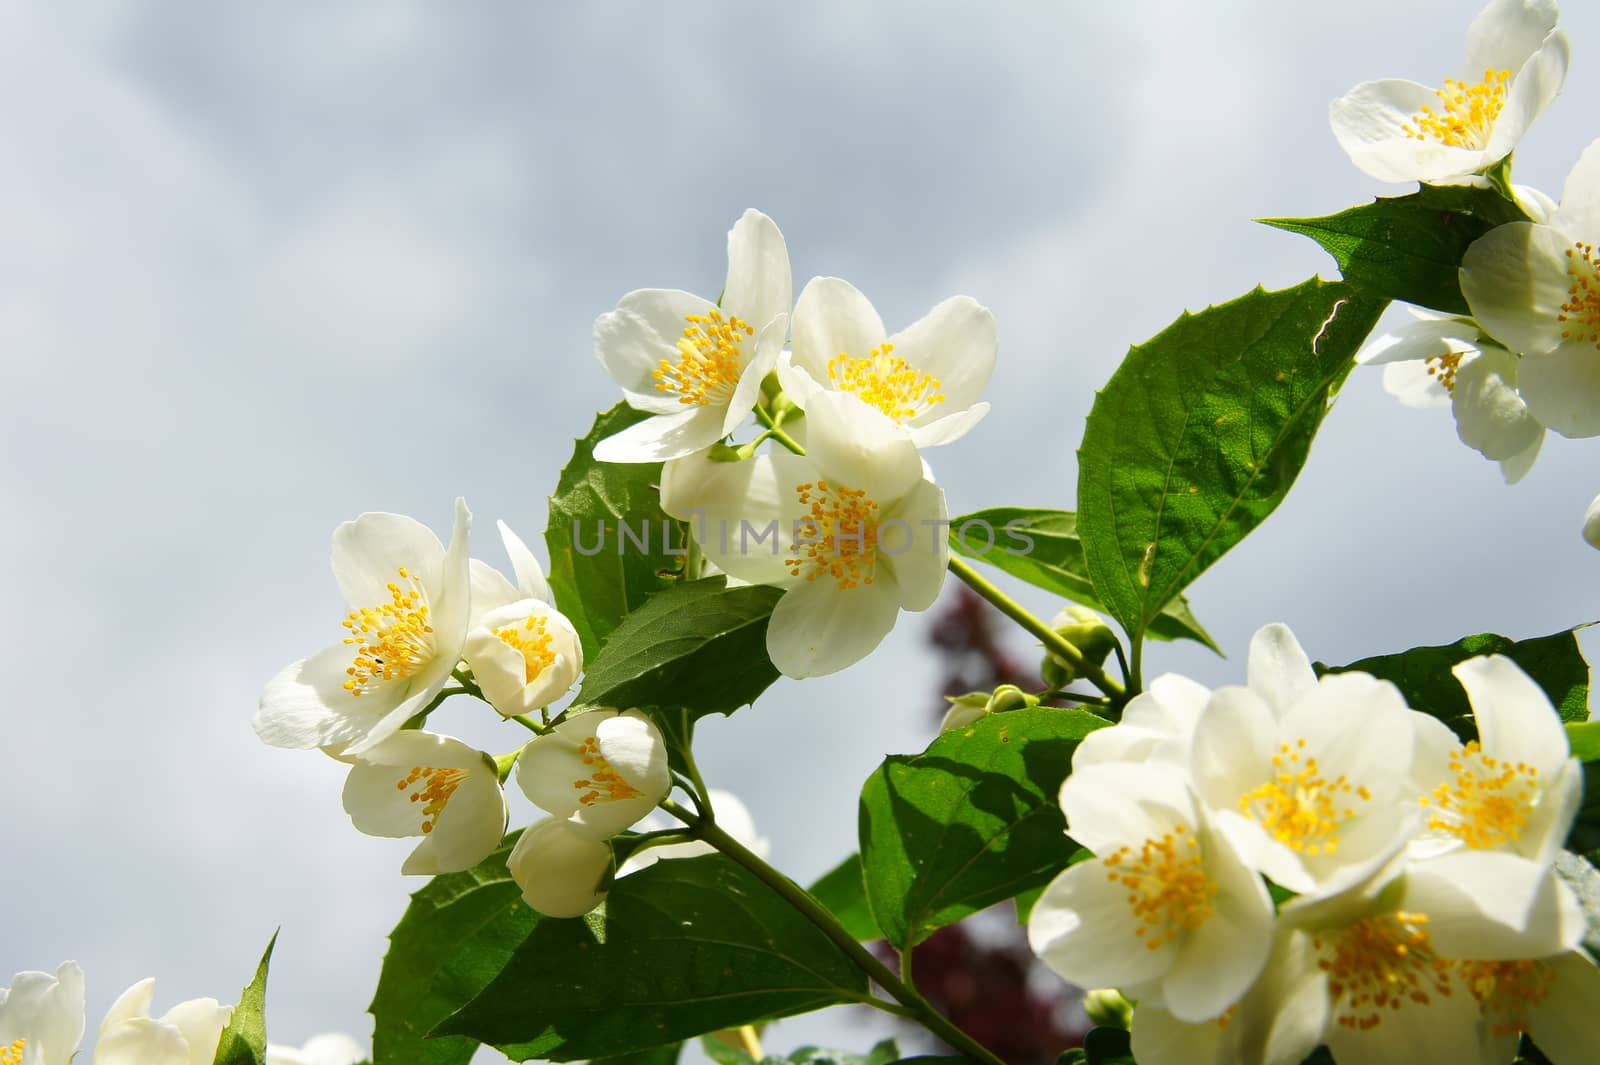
807;854;884;943
859;706;1109;949
1081;1027;1134;1065
947;507;1219;652
1077;280;1385;646
546;404;686;659
437;854;869;1061
1262;183;1528;315
597;1044;684;1065
1567;721;1600;762
370;832;537;1065
211;932;276;1065
575;576;784;718
1321;626;1592;739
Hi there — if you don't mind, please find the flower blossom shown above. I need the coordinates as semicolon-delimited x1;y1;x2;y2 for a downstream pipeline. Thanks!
593;210;791;462
266;1033;367;1065
91;978;232;1065
1330;0;1569;184
515;709;670;838
0;962;83;1065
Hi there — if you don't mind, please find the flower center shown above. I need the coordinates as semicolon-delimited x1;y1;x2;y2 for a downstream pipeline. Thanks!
786;480;881;590
1315;911;1452;1031
397;766;466;834
573;736;642;806
827;342;946;423
1461;959;1556;1036
1559;241;1600;350
1101;825;1216;951
1419;740;1539;849
1425;350;1465;392
1238;740;1371;857
2;1040;26;1065
1402;69;1511;149
654;309;754;406
341;567;435;696
496;615;556;684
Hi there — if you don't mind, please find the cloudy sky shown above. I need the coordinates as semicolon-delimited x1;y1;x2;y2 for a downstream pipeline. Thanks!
5;0;1599;1059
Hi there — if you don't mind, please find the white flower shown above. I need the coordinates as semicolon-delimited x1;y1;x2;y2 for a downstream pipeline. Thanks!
1584;493;1600;549
593;209;791;462
91;978;231;1065
515;709;670;838
661;391;948;678
265;1033;367;1065
1472;950;1600;1063
618;789;770;876
1028;764;1275;1023
1071;673;1212;771
1329;0;1569;184
342;730;507;875
1358;307;1544;483
776;277;995;448
0;962;84;1065
1461;139;1600;437
255;500;472;755
462;521;582;717
507;816;614;918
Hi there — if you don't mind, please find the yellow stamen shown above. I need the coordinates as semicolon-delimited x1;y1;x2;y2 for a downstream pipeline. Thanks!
653;308;754;406
1315;911;1452;1031
1102;825;1216;951
1420;740;1539;849
1238;741;1370;856
397;766;467;834
341;566;434;696
1461;959;1556;1036
1559;241;1600;350
826;342;945;423
573;736;642;806
1425;350;1464;392
786;479;880;590
2;1040;27;1065
1403;68;1512;149
496;615;556;684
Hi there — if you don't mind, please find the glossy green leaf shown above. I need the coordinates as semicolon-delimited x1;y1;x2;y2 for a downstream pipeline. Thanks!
807;854;883;943
1566;721;1600;762
947;507;1219;652
859;706;1108;949
211;932;276;1065
1077;280;1385;646
370;833;536;1065
1081;1027;1134;1065
575;576;784;718
437;854;869;1061
597;1045;684;1065
546;404;686;659
1262;183;1528;315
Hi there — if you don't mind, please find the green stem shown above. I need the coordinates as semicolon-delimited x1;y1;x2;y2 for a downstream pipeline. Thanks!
1129;636;1145;696
511;714;547;735
946;556;1125;702
754;403;807;455
661;800;1007;1065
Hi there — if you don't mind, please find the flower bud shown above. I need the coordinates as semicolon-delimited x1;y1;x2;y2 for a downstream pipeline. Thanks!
1584;494;1600;550
1043;607;1117;686
939;693;989;732
1082;988;1133;1030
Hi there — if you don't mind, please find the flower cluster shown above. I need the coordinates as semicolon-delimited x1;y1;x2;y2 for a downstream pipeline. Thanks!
1027;623;1598;1065
0;962;234;1065
595;209;997;677
1331;0;1600;546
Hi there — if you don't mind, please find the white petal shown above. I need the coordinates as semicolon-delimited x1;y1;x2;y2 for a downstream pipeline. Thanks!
907;403;990;448
1129;1008;1226;1065
497;520;552;603
1329;79;1486;183
879;477;947;612
404;766;506;875
1464;0;1560;78
1497;429;1544;483
1246;623;1317;715
721;314;786;437
1406;852;1582;958
593;289;719;414
91;1016;190;1065
660;451;794;587
99;980;155;1033
1359;317;1478;366
506;818;612;918
1460;221;1575;356
0;962;85;1065
514;713;612;820
1190;687;1279;816
330;511;446;613
1322;972;1488;1065
1027;860;1180;990
596;711;670;802
721;210;792;338
592;405;729;464
1282;673;1415;802
789;276;887;383
468;558;521;622
1161;821;1274;1022
774;350;825;410
1585;493;1600;548
156;998;231;1065
803;391;924;504
766;575;900;679
1527;951;1600;1064
254;645;403;751
1455;655;1570;775
1382;358;1453;409
887;296;998;419
289;1034;366;1065
1484;28;1570;163
1519;342;1600;438
1058;763;1197;856
1452;345;1542;459
1553;139;1600;244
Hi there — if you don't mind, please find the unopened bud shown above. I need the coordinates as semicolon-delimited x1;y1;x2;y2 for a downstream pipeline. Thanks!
940;693;989;732
987;684;1039;714
1584;494;1600;550
1043;606;1117;686
1083;987;1133;1029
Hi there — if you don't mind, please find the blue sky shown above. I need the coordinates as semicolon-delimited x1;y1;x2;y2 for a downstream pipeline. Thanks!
5;1;1599;1058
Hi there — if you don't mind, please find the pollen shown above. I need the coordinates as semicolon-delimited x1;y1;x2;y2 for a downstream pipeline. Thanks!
1102;826;1216;951
341;566;435;696
1403;68;1511;149
1460;959;1555;1036
826;342;945;423
573;736;642;806
496;615;556;683
1238;741;1370;856
2;1040;26;1065
1314;911;1452;1031
786;479;881;590
1420;740;1539;849
397;766;467;835
1558;241;1600;350
653;308;754;406
1425;350;1465;392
